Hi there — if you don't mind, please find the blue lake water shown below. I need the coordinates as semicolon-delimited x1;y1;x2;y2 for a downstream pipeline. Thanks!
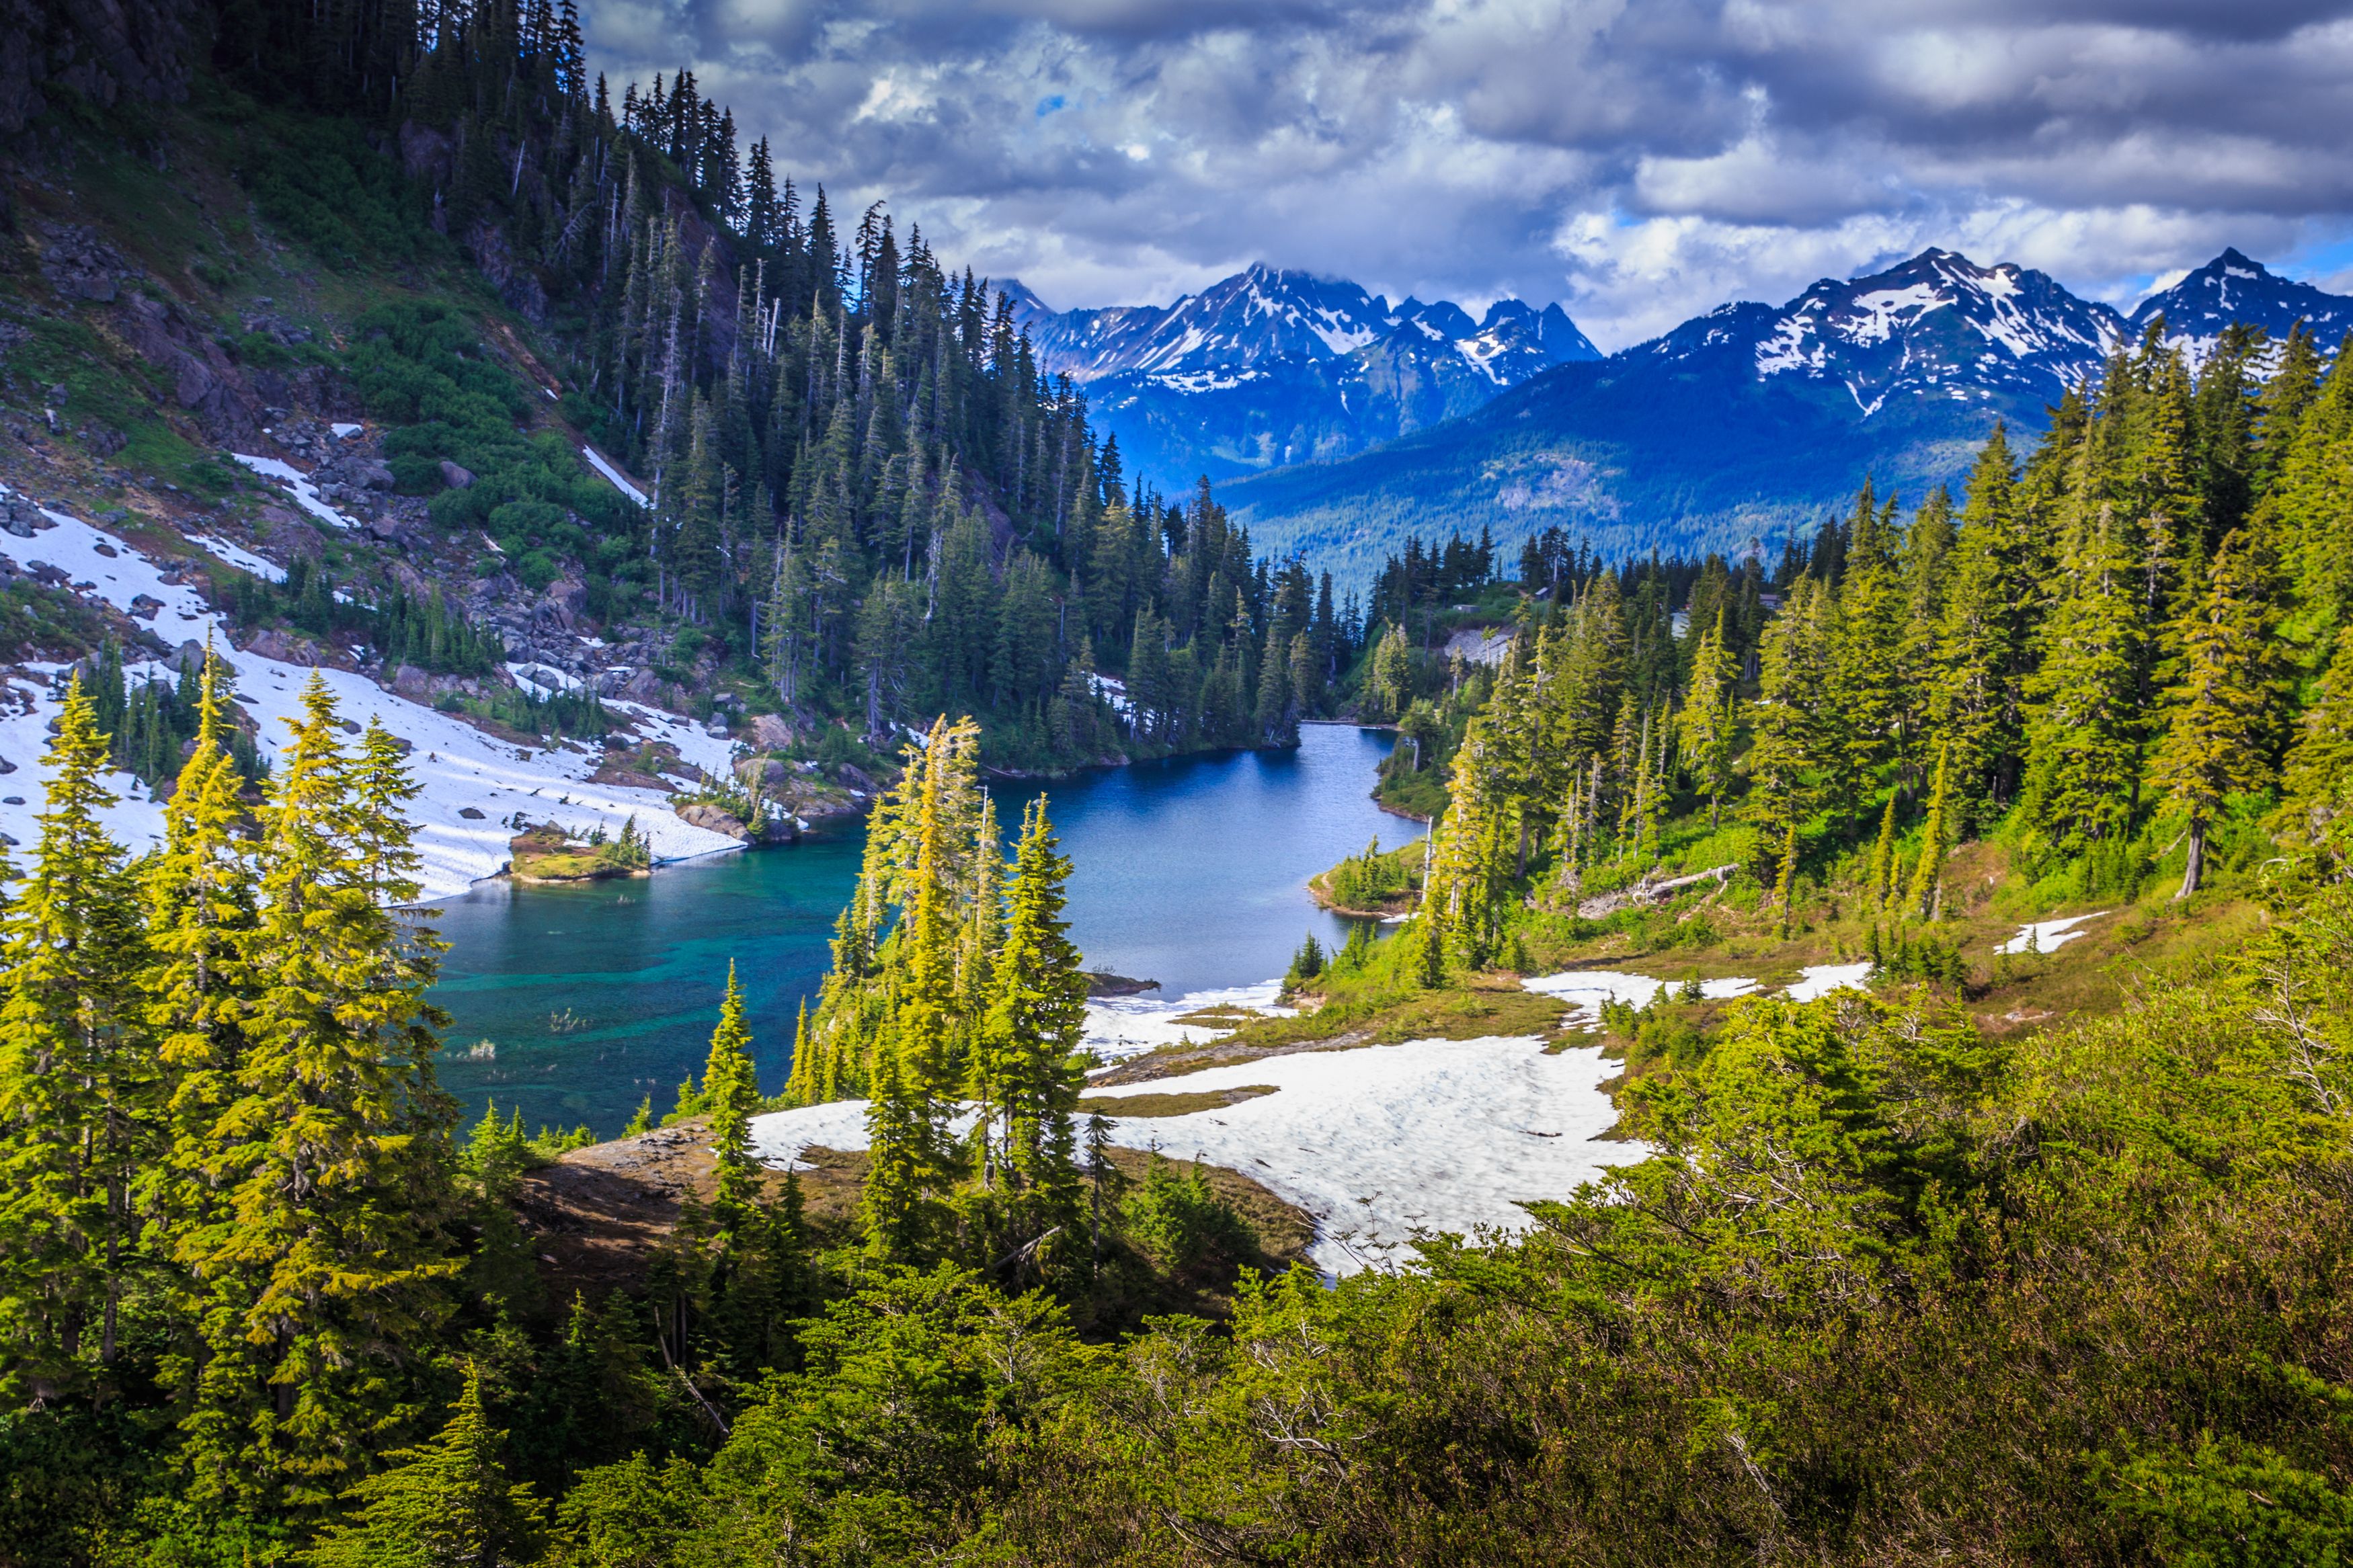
428;725;1422;1136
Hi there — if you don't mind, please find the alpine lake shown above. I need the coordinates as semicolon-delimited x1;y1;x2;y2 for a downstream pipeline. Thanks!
429;724;1423;1137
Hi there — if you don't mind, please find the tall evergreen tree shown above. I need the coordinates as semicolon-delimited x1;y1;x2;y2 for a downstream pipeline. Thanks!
2147;530;2282;897
0;678;150;1399
180;676;457;1510
973;798;1088;1232
700;964;763;1227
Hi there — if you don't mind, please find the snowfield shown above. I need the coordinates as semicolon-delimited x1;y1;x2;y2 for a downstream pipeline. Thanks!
746;1031;1643;1278
1082;980;1295;1061
0;490;742;896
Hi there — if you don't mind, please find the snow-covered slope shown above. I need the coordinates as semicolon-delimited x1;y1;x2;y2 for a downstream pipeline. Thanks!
1004;264;1600;489
1013;263;1597;386
1651;247;2126;417
747;1032;1645;1277
0;490;742;897
2128;248;2353;370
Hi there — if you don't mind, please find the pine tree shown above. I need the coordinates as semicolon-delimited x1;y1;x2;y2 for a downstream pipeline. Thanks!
1906;739;1954;921
2281;630;2353;829
1772;821;1800;942
1743;577;1831;853
1931;427;2034;814
180;675;458;1510
1868;794;1899;911
1678;607;1739;828
0;677;150;1398
144;647;261;1403
1830;483;1910;790
974;798;1088;1230
2022;503;2147;862
857;1036;936;1261
307;1364;547;1568
700;963;764;1227
2148;530;2282;897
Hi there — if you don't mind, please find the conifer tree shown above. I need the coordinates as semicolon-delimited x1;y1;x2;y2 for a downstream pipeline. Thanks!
1744;578;1831;854
1907;740;1954;921
2148;530;2282;897
857;1038;936;1261
0;677;150;1397
1831;483;1911;788
143;647;260;1388
180;675;458;1510
973;798;1088;1227
1931;427;2034;813
1868;794;1899;911
307;1364;547;1568
1772;822;1799;941
2281;632;2353;827
700;963;764;1227
1678;608;1739;828
2022;503;2147;861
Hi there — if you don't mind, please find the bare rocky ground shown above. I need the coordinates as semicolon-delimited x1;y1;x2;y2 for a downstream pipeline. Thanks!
514;1115;1314;1304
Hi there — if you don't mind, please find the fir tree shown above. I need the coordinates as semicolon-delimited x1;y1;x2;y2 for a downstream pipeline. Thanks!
1907;740;1954;921
2022;503;2147;862
0;678;150;1397
307;1364;547;1568
181;675;458;1510
143;647;260;1401
700;963;764;1227
2148;530;2282;897
973;798;1089;1231
1678;607;1739;829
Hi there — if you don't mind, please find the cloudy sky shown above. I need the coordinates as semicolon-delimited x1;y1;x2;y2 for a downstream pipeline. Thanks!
582;0;2353;350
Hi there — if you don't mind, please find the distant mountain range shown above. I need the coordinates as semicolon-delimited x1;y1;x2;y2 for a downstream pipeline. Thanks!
1204;246;2353;580
1002;263;1600;490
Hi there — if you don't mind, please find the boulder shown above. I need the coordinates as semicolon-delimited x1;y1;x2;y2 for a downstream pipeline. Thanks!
748;712;795;750
676;801;750;841
735;756;790;788
439;459;475;490
355;459;396;490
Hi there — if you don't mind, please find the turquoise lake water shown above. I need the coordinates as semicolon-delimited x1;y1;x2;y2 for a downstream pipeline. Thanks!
428;725;1422;1136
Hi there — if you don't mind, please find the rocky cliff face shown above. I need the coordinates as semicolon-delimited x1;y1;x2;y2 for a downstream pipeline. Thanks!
0;0;196;138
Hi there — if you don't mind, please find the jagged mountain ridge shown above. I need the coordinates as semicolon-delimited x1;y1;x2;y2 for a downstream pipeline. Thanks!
1221;245;2353;581
2129;247;2353;367
1002;263;1599;489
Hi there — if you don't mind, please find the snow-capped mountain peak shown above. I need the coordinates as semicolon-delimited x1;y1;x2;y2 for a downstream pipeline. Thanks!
1642;247;2126;418
1007;264;1597;387
2130;249;2353;368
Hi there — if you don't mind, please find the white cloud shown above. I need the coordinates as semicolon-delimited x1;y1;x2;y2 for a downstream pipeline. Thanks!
587;0;2353;349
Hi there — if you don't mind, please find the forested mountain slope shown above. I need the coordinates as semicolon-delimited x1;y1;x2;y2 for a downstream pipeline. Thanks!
0;0;1354;850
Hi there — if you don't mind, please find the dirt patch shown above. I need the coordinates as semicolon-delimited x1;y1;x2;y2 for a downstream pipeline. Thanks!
1077;1085;1278;1118
512;1115;1314;1300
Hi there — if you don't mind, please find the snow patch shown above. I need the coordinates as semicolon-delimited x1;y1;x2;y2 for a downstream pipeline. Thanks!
1996;911;2110;955
1525;968;1759;1030
230;454;357;530
1785;962;1872;1002
750;1033;1648;1276
1084;979;1293;1063
186;534;285;582
582;447;649;508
